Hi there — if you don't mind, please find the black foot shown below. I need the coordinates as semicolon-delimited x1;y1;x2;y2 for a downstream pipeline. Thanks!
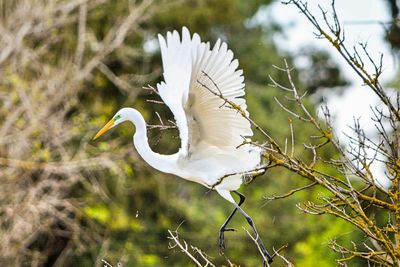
262;254;273;266
262;248;273;265
218;227;235;251
257;238;273;265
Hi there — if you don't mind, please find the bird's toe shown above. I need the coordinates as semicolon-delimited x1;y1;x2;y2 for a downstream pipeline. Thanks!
218;231;226;252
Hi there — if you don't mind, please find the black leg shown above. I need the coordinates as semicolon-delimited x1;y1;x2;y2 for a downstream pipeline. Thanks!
236;203;273;264
218;191;246;251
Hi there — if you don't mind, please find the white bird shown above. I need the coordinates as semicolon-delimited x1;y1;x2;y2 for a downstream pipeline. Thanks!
94;27;272;265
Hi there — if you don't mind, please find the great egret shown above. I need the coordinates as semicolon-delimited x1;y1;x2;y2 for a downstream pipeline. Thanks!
94;27;272;265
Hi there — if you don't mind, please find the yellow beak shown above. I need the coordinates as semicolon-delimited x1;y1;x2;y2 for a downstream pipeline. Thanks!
93;120;115;140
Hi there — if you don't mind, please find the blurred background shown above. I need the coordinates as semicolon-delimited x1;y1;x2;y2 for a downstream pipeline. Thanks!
0;0;399;266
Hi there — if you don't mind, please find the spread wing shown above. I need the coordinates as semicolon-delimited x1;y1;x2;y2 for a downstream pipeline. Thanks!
186;37;252;153
157;27;253;156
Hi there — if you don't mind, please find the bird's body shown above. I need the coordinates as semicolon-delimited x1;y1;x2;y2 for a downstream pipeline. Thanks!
175;143;260;191
94;27;272;265
113;106;260;198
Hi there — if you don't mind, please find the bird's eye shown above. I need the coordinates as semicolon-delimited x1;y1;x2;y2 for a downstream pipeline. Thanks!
113;114;122;121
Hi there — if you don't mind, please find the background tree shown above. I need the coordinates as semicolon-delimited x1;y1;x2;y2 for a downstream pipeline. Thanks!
385;0;400;51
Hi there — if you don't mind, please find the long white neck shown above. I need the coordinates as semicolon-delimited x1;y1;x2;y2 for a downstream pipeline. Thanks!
120;108;178;174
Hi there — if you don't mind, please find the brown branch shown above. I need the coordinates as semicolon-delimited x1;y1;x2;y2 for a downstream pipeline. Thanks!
264;182;318;201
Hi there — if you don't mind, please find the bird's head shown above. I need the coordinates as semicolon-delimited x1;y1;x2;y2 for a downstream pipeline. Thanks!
93;109;128;140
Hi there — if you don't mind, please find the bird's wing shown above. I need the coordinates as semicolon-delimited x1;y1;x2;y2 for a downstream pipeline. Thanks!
157;27;200;156
185;35;253;154
157;27;252;156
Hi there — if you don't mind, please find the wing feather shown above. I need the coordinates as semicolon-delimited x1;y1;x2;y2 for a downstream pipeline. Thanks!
157;27;253;156
186;38;253;151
